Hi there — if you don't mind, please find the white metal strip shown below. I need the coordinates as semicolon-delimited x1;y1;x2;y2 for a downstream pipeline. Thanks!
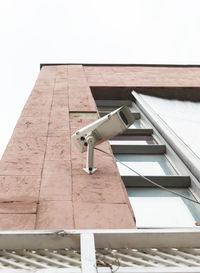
94;229;200;248
0;231;80;250
1;229;200;249
81;233;96;273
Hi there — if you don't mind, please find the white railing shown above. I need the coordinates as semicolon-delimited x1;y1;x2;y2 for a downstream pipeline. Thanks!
0;229;200;272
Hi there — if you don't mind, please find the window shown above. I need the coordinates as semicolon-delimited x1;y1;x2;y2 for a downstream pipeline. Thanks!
115;154;175;176
95;92;200;228
128;188;200;227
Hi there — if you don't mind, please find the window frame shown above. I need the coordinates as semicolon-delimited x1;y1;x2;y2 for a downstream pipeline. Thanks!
95;91;200;229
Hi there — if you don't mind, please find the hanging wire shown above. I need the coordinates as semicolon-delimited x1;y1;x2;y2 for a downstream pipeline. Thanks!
94;147;200;206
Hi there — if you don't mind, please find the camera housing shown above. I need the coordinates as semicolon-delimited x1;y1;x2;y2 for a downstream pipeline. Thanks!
71;106;135;174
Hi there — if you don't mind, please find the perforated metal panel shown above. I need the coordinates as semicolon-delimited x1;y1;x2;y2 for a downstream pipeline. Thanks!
0;247;199;272
0;249;81;270
96;247;200;271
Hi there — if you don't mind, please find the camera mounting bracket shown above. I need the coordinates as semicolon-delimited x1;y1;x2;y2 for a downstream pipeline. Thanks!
83;135;97;174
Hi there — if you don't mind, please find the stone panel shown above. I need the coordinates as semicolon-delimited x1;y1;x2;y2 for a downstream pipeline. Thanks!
84;66;200;87
0;214;36;230
74;203;136;229
0;202;37;214
0;176;40;202
36;201;74;229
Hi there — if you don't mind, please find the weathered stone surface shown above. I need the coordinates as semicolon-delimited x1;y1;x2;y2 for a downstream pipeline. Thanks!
48;110;70;134
0;214;36;230
25;95;52;109
52;95;69;109
84;66;200;87
93;153;120;176
31;85;54;93
2;137;47;163
13;117;49;138
0;176;40;202
71;155;85;176
54;82;68;94
68;65;96;111
45;137;70;161
69;118;97;131
68;86;91;96
40;175;72;201
48;130;69;137
22;108;50;118
74;203;136;229
34;79;55;87
73;174;126;203
15;116;49;131
40;159;71;201
0;202;37;214
43;160;71;177
36;201;74;229
0;159;42;176
69;97;96;112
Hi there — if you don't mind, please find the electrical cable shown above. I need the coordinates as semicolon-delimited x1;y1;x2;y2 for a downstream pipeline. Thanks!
94;147;200;206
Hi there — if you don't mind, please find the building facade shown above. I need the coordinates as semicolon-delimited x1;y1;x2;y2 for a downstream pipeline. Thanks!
0;64;200;272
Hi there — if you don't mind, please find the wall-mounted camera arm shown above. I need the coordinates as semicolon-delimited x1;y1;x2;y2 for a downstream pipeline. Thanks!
83;134;97;174
71;106;135;175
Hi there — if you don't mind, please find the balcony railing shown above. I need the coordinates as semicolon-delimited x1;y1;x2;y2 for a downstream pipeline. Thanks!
0;229;200;272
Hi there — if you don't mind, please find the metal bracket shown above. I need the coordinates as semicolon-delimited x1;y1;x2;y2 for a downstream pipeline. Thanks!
83;135;97;174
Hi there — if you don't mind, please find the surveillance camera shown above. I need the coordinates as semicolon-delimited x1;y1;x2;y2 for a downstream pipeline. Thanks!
71;106;135;174
72;106;134;152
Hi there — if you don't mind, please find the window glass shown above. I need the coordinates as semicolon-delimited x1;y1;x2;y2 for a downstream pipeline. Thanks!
127;188;200;227
116;154;176;176
129;120;142;129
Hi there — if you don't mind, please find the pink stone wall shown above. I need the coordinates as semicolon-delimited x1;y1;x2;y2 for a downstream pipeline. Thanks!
84;66;200;87
0;65;136;230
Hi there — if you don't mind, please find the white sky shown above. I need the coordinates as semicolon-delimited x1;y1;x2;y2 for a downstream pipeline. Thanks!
0;0;200;158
